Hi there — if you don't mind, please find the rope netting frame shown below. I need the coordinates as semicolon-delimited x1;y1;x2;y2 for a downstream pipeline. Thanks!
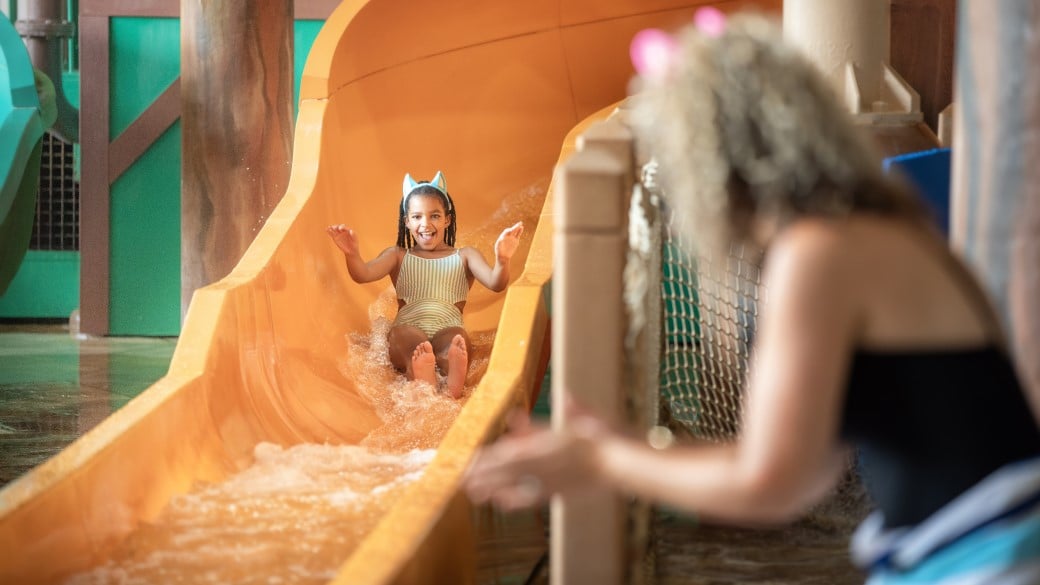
620;157;765;585
626;160;762;444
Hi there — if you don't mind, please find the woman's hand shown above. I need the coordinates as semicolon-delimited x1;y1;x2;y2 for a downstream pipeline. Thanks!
465;402;611;511
326;224;359;256
494;221;524;264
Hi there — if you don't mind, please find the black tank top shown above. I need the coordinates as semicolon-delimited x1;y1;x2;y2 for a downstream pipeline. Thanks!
839;230;1040;529
840;345;1040;529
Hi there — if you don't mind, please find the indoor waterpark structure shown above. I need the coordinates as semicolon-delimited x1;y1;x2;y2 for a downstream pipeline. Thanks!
1;1;1038;584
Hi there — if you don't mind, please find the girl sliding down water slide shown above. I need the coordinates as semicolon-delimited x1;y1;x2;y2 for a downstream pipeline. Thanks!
328;171;523;398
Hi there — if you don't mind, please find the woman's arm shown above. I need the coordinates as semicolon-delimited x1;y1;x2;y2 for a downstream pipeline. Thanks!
467;221;861;524
462;221;523;292
326;225;399;283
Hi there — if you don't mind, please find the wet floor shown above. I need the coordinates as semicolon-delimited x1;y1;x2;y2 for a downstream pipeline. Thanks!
0;323;177;486
0;323;866;584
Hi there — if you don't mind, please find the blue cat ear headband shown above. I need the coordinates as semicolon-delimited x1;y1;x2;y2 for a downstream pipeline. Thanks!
402;171;451;211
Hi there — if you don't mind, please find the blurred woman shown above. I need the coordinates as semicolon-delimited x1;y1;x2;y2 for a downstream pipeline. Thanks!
466;13;1040;584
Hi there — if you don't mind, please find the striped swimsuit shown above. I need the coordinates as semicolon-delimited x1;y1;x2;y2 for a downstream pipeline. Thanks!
393;250;469;337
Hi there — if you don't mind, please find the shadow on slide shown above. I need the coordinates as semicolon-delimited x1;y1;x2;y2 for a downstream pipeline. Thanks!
0;2;770;583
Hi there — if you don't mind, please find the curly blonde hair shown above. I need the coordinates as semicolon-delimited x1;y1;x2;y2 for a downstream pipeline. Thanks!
632;14;927;254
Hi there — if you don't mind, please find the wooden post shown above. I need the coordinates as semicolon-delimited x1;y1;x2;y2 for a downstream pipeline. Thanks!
180;0;294;319
951;1;1040;410
78;13;110;335
551;117;634;585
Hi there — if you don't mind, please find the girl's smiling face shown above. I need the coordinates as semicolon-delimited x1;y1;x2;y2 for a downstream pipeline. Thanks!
405;194;451;250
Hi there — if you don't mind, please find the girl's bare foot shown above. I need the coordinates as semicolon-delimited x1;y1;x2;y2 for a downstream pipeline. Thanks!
411;341;438;387
445;334;469;398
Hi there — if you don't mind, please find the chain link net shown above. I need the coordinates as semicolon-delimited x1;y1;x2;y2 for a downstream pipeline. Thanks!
639;163;763;443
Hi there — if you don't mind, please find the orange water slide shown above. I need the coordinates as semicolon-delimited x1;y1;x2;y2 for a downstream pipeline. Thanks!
0;2;775;583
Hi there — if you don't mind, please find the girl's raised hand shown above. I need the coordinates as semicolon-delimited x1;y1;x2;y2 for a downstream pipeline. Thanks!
494;221;524;263
326;224;359;256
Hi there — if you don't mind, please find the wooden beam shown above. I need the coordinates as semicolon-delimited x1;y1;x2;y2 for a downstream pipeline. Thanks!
82;0;338;19
81;0;177;18
296;0;340;20
78;15;110;335
108;78;181;184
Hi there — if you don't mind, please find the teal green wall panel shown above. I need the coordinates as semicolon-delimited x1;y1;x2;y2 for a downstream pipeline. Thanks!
108;123;181;336
293;20;324;116
110;17;179;138
0;250;79;318
107;17;180;335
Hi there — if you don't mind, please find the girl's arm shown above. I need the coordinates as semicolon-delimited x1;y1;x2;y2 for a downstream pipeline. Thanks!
462;221;524;292
326;224;399;283
466;221;860;524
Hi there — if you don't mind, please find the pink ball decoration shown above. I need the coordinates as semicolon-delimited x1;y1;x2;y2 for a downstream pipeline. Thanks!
693;6;727;37
630;28;678;81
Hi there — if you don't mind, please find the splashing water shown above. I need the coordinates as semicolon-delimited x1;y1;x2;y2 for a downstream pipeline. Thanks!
66;444;436;585
343;290;494;453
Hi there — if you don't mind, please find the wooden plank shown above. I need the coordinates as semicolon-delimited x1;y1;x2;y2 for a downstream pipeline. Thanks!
108;78;181;184
296;0;340;20
83;0;338;19
81;0;178;18
78;15;110;335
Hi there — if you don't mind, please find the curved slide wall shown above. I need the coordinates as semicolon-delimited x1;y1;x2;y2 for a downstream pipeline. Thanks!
0;15;44;296
0;1;777;583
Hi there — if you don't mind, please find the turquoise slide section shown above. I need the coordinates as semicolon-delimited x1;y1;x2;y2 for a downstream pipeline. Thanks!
0;16;46;297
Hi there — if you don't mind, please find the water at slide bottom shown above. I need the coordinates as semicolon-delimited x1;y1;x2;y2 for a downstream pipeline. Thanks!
64;316;495;585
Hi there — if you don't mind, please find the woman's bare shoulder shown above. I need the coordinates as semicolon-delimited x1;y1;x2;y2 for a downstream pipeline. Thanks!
771;216;923;265
765;217;901;305
768;219;855;272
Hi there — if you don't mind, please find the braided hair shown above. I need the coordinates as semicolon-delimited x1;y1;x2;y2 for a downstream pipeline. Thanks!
396;184;458;249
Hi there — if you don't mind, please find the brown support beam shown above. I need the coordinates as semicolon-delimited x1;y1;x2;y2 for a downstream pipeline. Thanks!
80;0;178;18
78;15;110;336
108;78;181;184
82;0;336;19
180;0;294;318
296;0;341;20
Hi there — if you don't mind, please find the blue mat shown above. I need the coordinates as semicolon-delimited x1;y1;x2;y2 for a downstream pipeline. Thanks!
883;148;952;235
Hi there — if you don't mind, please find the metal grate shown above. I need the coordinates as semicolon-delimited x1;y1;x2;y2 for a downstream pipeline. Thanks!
30;131;79;251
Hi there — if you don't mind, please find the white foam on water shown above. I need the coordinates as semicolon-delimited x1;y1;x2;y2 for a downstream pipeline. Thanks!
66;443;436;585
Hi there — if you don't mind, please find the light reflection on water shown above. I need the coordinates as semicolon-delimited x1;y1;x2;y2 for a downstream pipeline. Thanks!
0;331;177;486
